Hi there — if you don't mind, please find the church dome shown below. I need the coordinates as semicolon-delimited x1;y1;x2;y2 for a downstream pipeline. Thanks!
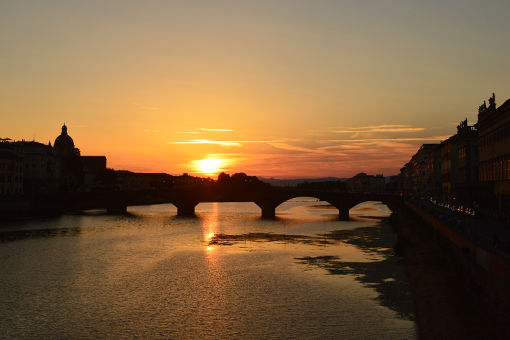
54;124;75;157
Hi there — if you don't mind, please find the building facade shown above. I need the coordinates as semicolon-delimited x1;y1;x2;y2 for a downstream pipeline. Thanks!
12;141;57;194
399;93;510;216
0;142;23;196
346;172;385;193
476;94;510;213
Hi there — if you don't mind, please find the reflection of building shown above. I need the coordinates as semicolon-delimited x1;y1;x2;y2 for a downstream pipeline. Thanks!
476;94;510;213
0;142;23;196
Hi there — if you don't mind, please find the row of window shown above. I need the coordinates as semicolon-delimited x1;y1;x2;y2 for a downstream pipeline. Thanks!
1;161;55;170
0;175;23;183
0;163;22;172
479;123;510;149
0;185;23;195
458;146;466;161
479;156;510;181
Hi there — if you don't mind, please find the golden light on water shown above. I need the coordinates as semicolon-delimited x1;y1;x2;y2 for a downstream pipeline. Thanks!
203;203;219;252
206;231;215;241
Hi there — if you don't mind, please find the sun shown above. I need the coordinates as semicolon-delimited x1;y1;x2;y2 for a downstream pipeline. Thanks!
197;158;223;175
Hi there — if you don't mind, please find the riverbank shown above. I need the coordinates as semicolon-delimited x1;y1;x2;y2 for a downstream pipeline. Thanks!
392;204;510;339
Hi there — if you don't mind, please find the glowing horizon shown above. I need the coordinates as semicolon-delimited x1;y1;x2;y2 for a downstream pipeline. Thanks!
1;1;510;178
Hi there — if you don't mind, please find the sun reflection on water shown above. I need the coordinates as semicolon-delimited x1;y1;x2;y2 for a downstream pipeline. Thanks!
202;203;219;252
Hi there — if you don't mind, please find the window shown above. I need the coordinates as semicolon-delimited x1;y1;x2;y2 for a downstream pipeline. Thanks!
507;159;510;180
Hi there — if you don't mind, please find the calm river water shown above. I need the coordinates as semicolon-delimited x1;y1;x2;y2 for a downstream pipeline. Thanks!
0;199;416;339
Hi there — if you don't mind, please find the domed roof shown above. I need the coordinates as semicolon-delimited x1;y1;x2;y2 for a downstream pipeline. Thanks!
54;124;75;157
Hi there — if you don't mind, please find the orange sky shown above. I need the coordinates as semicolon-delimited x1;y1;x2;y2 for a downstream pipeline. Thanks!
2;1;510;178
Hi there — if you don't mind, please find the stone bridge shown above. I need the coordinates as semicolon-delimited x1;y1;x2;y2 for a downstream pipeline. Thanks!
60;187;401;220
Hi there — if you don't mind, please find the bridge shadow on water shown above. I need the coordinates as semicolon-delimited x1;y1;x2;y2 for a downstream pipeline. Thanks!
0;226;82;243
296;220;415;321
208;214;414;321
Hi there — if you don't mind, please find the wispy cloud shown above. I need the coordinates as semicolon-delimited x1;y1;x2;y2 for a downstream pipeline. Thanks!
267;142;345;155
177;131;200;134
169;139;271;147
200;128;233;132
323;136;449;143
167;123;446;177
332;124;425;133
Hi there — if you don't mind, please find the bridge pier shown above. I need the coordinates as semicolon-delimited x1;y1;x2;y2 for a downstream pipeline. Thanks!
261;207;276;219
107;205;127;214
254;201;278;219
338;208;350;221
174;202;198;217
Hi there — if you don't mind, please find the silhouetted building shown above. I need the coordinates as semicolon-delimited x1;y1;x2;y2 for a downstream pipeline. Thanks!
115;171;174;190
173;173;214;188
2;124;109;195
432;146;442;199
411;144;440;199
53;124;83;190
346;173;385;193
397;144;441;199
0;141;23;196
398;93;510;216
82;156;107;191
437;119;478;202
10;140;57;194
386;175;400;194
54;124;75;157
398;162;414;196
456;119;478;185
476;93;510;214
440;135;458;201
452;119;479;205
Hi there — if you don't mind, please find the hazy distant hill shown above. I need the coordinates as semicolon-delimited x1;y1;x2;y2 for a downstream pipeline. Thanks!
257;177;346;187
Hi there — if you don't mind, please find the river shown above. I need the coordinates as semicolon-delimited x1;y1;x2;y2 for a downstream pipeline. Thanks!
0;199;416;339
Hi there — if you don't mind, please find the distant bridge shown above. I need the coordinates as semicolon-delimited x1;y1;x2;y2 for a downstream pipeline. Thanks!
56;188;401;220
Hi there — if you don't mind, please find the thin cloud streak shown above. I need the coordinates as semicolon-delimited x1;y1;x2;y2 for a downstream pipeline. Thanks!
323;136;450;143
200;128;233;132
268;142;329;154
169;139;273;147
168;125;446;177
332;128;425;133
349;124;414;129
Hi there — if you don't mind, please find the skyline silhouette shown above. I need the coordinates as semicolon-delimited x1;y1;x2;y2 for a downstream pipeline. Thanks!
3;2;510;339
2;1;510;177
2;92;507;181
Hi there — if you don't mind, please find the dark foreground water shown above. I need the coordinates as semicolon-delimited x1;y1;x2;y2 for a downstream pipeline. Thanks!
0;199;416;339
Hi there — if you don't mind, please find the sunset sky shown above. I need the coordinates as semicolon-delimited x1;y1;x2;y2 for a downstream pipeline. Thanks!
2;1;510;178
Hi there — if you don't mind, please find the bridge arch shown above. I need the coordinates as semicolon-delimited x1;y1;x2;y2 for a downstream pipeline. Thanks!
75;188;400;219
269;195;347;219
255;191;399;220
252;192;355;220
